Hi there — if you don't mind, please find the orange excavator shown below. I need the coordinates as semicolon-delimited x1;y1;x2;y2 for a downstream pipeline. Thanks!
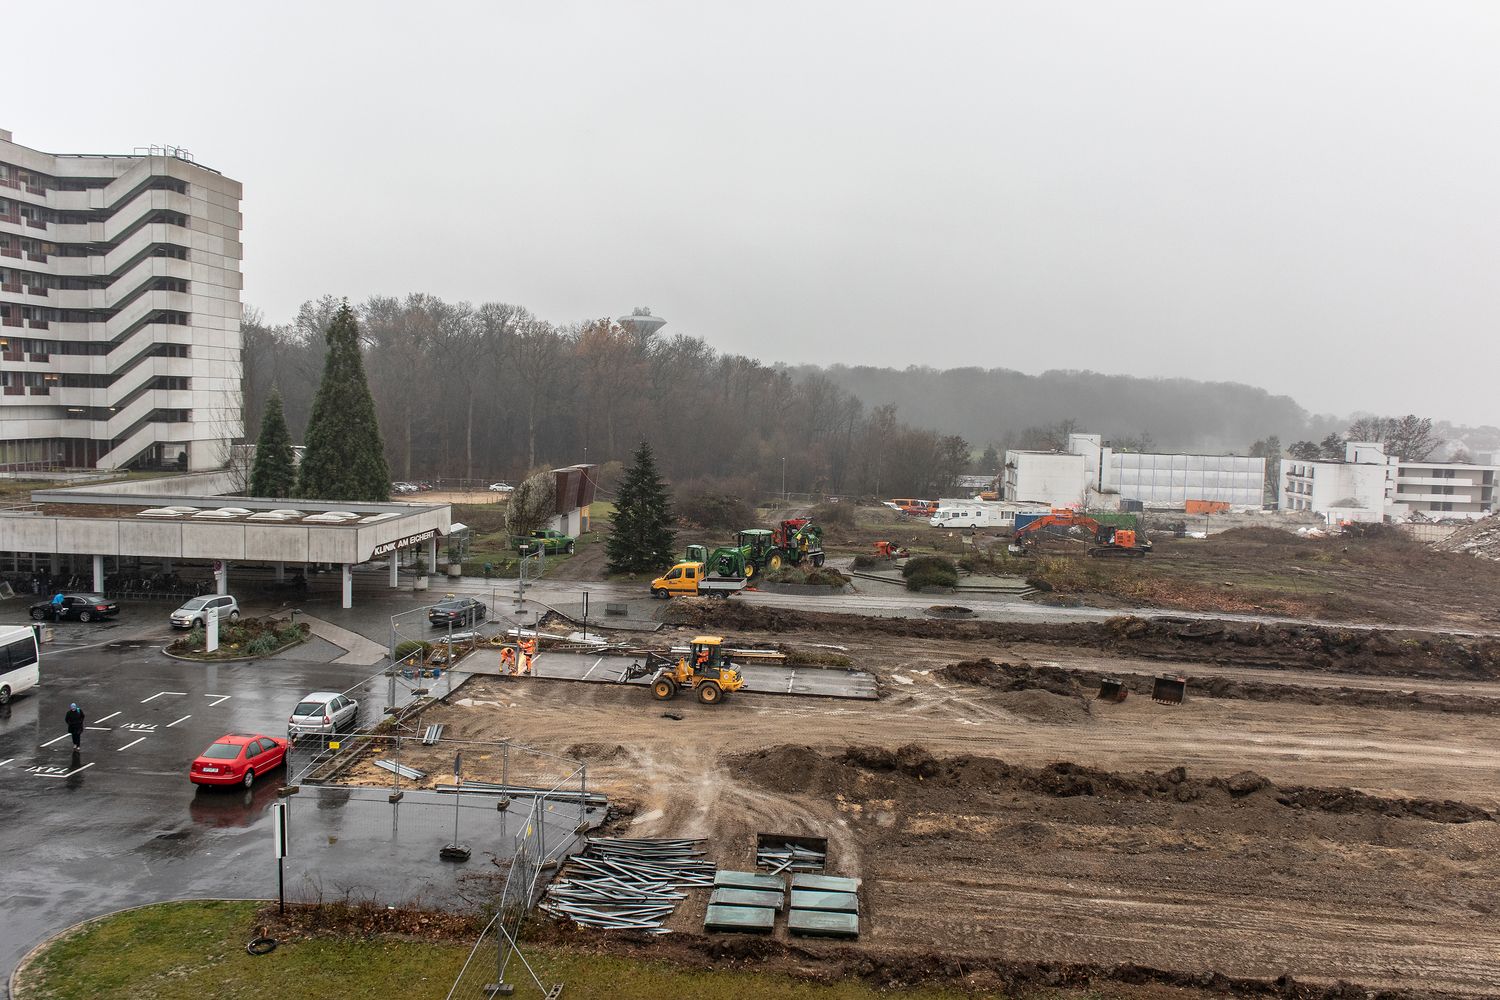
1007;511;1152;558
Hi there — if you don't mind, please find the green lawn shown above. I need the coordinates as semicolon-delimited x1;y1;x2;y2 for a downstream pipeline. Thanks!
16;901;1000;1000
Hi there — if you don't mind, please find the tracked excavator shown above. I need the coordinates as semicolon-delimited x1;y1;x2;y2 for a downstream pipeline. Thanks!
1007;511;1152;558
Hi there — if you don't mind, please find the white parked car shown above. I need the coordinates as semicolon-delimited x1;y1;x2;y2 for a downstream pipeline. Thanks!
170;595;240;629
288;690;359;739
487;482;514;493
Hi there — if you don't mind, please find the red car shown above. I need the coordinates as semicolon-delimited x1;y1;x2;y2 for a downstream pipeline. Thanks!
190;733;288;788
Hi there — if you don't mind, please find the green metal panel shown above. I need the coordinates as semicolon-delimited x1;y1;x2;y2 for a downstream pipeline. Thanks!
790;873;861;894
704;904;776;933
710;887;785;911
788;908;860;938
789;889;859;913
714;869;787;893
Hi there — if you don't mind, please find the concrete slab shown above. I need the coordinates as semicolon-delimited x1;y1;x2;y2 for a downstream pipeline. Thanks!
704;904;776;934
787;908;860;939
709;887;785;910
715;869;789;893
791;873;862;893
523;651;878;701
789;889;860;913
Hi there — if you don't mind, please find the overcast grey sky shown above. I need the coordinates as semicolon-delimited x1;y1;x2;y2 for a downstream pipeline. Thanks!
9;2;1499;424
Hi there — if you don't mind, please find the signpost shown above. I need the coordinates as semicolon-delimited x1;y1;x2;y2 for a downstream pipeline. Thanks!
271;800;288;914
440;751;470;861
205;605;219;653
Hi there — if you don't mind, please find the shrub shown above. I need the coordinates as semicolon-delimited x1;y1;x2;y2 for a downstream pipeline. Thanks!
276;625;305;644
247;634;279;657
394;639;431;662
186;625;205;648
851;554;879;569
905;564;959;591
900;555;957;580
677;492;754;532
809;502;853;530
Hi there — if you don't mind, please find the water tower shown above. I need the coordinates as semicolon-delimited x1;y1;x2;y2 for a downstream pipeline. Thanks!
616;307;666;345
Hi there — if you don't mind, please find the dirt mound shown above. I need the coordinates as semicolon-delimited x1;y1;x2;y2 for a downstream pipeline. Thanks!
730;744;1495;824
939;657;1080;697
1038;662;1500;716
530;921;1452;1000
1434;512;1500;560
663;601;1500;682
995;688;1093;724
563;742;630;761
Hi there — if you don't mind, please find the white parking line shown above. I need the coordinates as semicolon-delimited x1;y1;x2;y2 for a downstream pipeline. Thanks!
786;671;796;693
141;691;187;703
117;737;146;751
84;726;112;731
0;758;13;768
582;658;603;680
205;694;230;707
40;733;72;748
94;711;121;724
33;763;93;779
166;715;192;728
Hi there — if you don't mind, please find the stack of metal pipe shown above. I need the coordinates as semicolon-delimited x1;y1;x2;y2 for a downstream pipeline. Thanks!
756;841;827;874
540;837;715;933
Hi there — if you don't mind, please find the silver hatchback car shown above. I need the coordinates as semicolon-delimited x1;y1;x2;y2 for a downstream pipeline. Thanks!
170;594;240;629
288;691;359;739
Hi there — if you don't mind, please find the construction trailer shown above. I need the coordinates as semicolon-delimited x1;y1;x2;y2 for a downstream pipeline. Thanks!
928;500;1045;530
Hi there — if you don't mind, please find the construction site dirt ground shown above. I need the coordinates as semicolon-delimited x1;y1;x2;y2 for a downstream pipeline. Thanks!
388;609;1500;998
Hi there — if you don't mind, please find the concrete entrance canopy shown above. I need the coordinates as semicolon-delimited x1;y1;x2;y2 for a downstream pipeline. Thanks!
0;487;454;608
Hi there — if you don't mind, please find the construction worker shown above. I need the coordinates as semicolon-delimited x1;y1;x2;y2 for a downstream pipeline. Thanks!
499;645;516;674
695;645;711;669
519;638;537;676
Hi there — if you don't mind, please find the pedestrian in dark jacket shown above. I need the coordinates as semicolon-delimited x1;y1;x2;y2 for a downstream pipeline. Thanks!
64;703;85;749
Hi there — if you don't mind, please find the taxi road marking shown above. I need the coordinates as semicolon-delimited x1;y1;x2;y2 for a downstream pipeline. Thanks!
141;691;187;703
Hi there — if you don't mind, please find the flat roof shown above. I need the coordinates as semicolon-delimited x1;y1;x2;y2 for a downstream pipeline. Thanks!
1;489;453;565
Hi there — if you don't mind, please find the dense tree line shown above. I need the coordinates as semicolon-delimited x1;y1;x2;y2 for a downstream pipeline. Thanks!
802;364;1347;455
242;297;970;497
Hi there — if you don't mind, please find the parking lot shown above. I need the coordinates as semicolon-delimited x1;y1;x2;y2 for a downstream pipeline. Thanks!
0;607;405;995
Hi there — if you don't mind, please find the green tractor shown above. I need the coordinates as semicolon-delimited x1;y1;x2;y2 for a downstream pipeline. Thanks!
687;529;781;579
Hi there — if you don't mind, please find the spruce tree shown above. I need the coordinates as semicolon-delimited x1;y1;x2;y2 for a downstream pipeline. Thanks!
296;303;391;501
606;441;677;574
248;389;296;497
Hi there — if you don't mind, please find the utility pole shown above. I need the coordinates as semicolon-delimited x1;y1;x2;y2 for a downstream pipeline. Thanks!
781;457;786;503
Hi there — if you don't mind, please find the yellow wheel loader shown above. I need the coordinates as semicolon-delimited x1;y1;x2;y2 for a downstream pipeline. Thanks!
619;635;746;705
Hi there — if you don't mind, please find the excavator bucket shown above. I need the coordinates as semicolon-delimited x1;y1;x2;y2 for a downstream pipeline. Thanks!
1096;677;1128;702
1152;674;1187;705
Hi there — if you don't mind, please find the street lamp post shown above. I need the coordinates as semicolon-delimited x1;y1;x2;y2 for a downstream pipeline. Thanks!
781;457;786;502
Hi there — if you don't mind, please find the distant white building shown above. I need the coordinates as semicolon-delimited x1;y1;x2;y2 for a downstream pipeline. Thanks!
1001;450;1087;508
1282;441;1497;522
1002;433;1266;510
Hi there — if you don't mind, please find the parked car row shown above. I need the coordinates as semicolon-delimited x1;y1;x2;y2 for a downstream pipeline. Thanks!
192;689;362;789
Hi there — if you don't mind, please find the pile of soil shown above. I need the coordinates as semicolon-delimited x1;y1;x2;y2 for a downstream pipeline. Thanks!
940;658;1093;723
528;921;1450;1000
730;743;1495;824
662;600;1500;681
1044;661;1500;716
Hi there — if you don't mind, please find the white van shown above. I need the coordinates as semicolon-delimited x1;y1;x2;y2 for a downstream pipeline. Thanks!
0;624;41;705
928;501;1033;530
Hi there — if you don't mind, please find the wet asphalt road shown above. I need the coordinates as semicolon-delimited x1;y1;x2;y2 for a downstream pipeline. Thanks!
0;609;396;995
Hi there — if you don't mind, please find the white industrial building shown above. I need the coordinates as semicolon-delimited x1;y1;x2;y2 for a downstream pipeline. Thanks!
0;129;243;472
1281;442;1497;522
1003;434;1266;510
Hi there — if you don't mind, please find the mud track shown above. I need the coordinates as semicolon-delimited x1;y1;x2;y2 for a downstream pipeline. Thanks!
665;600;1500;681
942;657;1500;715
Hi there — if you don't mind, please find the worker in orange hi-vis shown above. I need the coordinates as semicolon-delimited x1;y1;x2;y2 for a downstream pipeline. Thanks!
499;645;516;674
695;645;711;668
519;638;537;676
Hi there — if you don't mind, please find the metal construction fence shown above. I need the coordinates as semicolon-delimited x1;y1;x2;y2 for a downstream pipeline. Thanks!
280;733;593;917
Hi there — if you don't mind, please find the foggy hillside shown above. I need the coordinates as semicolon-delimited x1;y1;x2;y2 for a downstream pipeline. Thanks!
796;364;1345;454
